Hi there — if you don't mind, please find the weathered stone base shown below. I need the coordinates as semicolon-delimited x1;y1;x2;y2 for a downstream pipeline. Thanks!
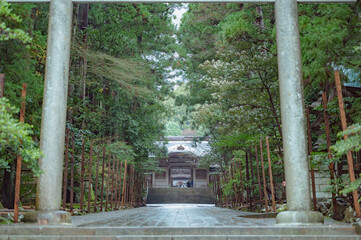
276;211;324;225
23;211;71;225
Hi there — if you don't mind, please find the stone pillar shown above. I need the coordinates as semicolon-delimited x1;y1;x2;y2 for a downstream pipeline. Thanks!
24;0;73;225
274;0;323;224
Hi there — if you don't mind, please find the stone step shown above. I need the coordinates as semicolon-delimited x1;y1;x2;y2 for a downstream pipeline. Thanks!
2;235;361;240
147;188;215;204
0;226;358;236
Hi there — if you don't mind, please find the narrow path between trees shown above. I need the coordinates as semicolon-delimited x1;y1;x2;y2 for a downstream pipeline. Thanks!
72;204;340;227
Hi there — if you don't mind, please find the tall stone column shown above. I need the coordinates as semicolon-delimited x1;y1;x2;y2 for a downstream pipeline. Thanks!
25;0;73;225
274;0;323;224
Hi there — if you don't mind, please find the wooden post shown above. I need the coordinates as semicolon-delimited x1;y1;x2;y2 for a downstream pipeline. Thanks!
266;137;276;212
306;106;318;211
118;161;123;208
14;83;27;223
260;140;269;212
131;166;135;207
334;71;361;217
114;158;119;209
238;160;244;206
94;147;100;212
321;93;337;215
232;163;238;206
80;137;86;212
121;159;128;208
0;73;4;97
228;165;234;206
70;132;75;213
245;151;251;209
110;155;116;210
87;141;93;213
62;128;70;210
249;147;254;210
255;145;263;208
105;151;111;211
100;146;106;211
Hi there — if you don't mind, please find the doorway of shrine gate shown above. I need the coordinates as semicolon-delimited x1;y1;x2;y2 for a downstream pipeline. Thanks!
148;136;211;188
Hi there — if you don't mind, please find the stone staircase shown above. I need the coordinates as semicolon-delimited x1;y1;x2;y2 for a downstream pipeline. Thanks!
1;225;361;239
146;187;215;204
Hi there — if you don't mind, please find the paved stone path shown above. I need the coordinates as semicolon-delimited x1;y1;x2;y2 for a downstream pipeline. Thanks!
72;204;342;227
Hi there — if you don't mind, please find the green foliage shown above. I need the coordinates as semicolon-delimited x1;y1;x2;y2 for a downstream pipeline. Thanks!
0;0;32;43
331;124;361;156
0;97;42;175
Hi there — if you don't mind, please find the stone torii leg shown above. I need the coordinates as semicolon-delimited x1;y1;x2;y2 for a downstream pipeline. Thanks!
24;0;73;224
274;0;323;224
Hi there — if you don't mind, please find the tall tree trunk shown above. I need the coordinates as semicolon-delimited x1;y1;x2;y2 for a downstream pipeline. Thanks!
78;4;89;129
78;4;89;102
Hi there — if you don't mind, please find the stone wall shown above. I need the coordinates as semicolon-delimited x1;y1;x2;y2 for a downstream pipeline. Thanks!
313;170;332;199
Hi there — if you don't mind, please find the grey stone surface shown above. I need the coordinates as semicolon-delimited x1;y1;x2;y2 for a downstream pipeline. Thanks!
24;211;71;225
1;205;359;239
147;188;215;204
276;211;324;225
73;204;272;227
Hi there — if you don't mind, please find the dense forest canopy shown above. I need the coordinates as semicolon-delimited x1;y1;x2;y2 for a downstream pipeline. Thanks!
0;0;361;214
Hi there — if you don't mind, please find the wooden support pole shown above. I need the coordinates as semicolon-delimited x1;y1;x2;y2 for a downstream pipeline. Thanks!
232;163;238;206
266;137;276;212
334;70;361;217
70;132;75;213
228;165;234;206
238;160;244;205
118;161;123;208
114;158;119;209
255;145;263;208
94;147;100;212
121;159;128;208
0;73;4;97
100;146;106;211
306;106;318;211
105;151;111;211
245;151;251;209
131;166;135;207
110;155;116;210
321;93;337;215
87;141;93;213
260;140;269;212
14;83;27;223
62;128;70;210
249;147;254;210
80;137;86;212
